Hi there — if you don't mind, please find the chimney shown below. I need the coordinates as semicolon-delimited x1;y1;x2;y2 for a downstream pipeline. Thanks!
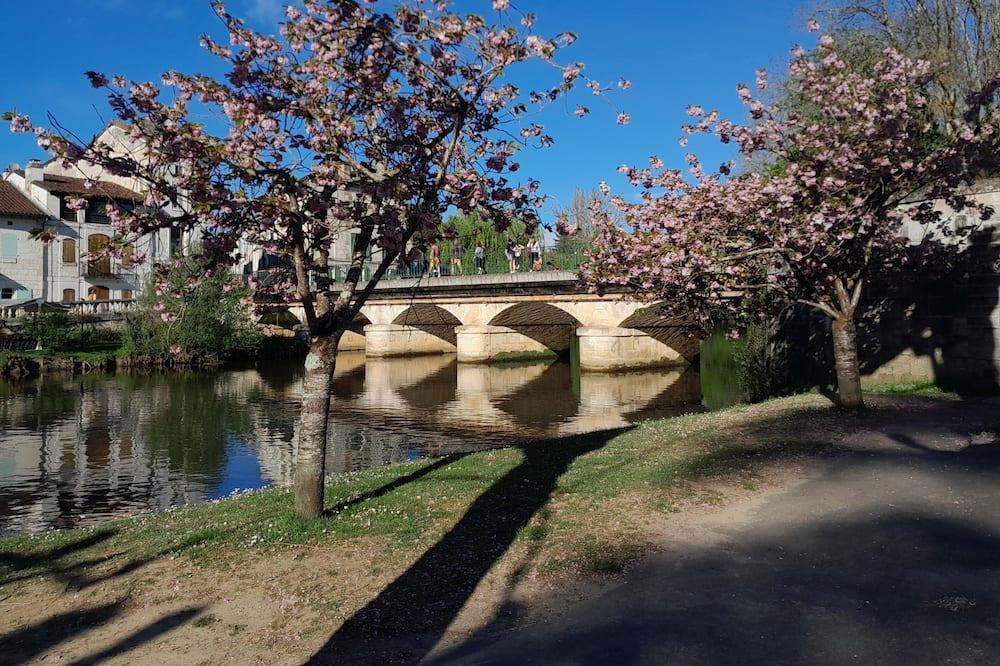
24;159;43;186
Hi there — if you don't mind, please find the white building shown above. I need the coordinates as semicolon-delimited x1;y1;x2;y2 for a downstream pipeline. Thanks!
0;123;175;305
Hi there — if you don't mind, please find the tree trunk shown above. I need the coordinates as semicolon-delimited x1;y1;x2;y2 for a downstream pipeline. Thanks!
831;316;864;409
294;334;340;518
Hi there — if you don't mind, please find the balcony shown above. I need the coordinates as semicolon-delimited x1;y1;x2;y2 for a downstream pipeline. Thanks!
85;261;136;280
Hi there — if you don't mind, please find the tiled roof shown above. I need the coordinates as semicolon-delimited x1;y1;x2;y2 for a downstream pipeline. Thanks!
33;174;143;201
0;180;47;218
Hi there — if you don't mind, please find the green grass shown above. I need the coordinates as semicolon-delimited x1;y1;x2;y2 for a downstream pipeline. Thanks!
0;341;123;365
864;380;960;399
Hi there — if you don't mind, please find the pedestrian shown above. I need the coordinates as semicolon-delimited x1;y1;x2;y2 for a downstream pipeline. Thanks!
527;237;541;271
410;247;424;277
513;240;524;272
505;239;517;273
474;241;486;274
451;242;463;275
429;242;441;277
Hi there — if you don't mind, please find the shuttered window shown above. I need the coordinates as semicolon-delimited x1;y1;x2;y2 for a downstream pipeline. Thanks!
1;234;16;259
63;239;77;263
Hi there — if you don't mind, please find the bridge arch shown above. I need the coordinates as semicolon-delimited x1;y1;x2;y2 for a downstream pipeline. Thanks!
392;303;463;346
487;302;581;355
619;306;702;362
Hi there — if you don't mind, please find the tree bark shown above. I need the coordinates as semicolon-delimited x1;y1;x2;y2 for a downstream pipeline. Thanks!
831;316;864;409
294;334;340;518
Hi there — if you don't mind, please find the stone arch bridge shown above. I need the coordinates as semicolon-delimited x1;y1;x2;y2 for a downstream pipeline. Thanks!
275;271;699;372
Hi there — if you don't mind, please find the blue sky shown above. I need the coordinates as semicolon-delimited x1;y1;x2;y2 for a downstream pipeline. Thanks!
0;0;814;224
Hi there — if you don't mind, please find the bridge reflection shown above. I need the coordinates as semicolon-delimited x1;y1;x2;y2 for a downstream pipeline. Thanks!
319;353;700;454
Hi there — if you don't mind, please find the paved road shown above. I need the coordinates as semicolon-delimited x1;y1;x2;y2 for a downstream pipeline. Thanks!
433;399;1000;665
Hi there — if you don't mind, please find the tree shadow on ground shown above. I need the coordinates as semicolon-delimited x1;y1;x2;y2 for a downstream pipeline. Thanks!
0;603;205;665
433;429;1000;664
307;427;633;665
325;453;471;517
0;528;217;592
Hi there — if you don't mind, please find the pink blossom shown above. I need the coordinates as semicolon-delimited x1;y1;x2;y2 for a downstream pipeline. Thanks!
807;17;820;32
161;312;177;323
169;344;182;355
7;114;32;133
617;113;631;126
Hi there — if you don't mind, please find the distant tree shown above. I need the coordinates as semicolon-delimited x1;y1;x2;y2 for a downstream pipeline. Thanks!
586;29;999;409
440;212;540;274
549;189;619;269
9;1;609;517
819;0;1000;130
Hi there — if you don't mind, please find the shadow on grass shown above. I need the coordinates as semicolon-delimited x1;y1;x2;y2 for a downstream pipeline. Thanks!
0;527;218;592
326;453;471;517
307;427;634;665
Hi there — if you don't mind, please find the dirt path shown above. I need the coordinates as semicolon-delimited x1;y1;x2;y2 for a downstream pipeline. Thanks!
432;397;1000;664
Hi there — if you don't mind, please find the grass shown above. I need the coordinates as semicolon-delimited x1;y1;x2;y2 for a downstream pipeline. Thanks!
864;380;961;399
0;394;843;597
0;341;123;366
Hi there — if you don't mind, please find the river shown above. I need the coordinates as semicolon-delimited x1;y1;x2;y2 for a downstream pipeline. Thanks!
0;352;717;535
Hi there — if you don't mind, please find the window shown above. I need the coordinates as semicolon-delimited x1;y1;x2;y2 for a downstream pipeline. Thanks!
1;234;16;261
0;288;12;299
169;227;182;257
121;243;135;268
62;288;77;302
87;234;111;277
121;289;133;301
62;239;77;263
86;199;110;224
59;198;77;222
87;285;110;301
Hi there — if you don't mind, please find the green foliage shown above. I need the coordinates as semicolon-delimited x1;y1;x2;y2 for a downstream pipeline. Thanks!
439;212;543;274
701;325;778;406
732;325;775;403
121;259;261;360
22;312;120;352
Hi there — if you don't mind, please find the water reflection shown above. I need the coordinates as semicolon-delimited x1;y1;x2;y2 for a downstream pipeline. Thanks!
0;354;701;534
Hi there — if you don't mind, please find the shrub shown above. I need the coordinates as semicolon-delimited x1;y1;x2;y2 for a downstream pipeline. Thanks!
121;259;261;361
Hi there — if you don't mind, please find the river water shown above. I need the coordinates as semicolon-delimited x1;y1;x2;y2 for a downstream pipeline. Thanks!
0;352;709;535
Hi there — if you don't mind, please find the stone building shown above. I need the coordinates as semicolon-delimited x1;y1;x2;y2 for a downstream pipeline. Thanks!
0;123;176;304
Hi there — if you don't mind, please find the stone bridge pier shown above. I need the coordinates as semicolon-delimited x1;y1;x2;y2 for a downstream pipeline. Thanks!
279;272;701;371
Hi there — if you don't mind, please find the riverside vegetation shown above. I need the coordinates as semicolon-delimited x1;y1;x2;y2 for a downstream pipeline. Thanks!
0;263;262;375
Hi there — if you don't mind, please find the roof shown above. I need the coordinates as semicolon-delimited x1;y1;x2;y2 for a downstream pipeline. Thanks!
0;180;47;219
32;174;143;202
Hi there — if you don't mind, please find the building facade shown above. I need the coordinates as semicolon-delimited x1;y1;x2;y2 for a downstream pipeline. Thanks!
0;123;175;305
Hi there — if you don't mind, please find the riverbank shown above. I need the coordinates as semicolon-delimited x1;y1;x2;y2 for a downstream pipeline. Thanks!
0;337;302;378
0;390;988;664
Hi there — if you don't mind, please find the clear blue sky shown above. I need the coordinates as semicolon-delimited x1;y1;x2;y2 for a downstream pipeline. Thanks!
0;0;814;224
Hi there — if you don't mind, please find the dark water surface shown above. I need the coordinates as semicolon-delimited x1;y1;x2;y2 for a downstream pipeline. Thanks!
0;353;707;535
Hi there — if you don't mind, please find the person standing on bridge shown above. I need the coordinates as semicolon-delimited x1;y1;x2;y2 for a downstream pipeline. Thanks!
429;242;442;277
474;241;486;274
526;237;541;271
506;239;517;273
450;242;463;275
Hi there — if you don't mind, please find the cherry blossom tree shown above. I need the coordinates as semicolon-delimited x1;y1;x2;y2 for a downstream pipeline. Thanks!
9;0;609;517
585;30;999;409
